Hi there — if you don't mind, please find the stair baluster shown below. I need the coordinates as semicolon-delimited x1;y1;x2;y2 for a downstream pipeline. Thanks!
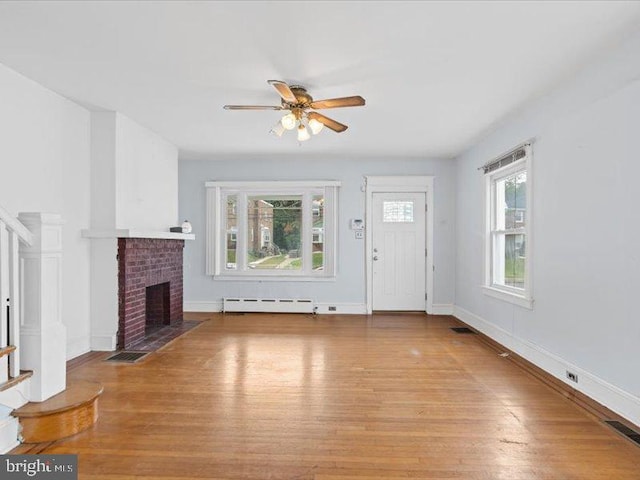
0;206;33;387
8;230;20;378
0;221;9;384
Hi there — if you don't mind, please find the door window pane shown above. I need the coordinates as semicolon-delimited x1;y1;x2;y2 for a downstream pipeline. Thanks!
248;196;302;271
383;201;414;222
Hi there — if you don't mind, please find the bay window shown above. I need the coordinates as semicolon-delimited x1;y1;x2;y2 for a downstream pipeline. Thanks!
206;181;338;279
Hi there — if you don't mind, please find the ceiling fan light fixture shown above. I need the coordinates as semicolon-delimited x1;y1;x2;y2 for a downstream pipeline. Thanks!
281;112;297;130
224;80;365;140
270;122;285;137
297;124;311;142
308;118;324;135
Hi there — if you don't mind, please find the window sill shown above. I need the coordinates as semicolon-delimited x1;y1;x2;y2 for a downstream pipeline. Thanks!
213;274;336;283
482;286;533;309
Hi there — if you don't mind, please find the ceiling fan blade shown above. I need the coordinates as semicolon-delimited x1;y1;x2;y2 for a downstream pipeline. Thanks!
308;112;348;133
223;105;283;110
267;80;298;103
309;96;365;109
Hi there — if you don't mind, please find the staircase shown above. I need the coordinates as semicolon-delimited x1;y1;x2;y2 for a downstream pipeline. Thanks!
0;204;34;452
0;207;98;452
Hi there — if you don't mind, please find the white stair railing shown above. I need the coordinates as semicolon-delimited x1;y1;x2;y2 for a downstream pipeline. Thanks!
0;204;33;384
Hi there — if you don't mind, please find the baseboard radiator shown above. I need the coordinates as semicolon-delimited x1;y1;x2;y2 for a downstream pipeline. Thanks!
223;298;315;314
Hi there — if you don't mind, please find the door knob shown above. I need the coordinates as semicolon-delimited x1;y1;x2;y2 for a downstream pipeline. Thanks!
373;256;379;261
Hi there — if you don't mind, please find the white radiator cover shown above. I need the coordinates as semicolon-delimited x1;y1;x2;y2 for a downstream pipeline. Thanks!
223;298;315;313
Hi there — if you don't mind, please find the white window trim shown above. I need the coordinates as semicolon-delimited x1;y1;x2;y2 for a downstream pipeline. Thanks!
483;146;533;309
205;180;339;280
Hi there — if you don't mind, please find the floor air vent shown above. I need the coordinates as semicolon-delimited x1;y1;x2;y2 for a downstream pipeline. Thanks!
605;420;640;446
106;351;149;363
451;327;476;334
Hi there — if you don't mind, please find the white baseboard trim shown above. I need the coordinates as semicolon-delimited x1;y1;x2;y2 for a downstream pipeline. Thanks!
430;304;454;315
67;336;91;360
453;305;640;427
184;301;223;312
0;416;20;453
315;303;368;315
90;333;117;351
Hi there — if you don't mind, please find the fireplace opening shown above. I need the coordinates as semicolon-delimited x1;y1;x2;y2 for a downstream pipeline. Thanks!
145;282;170;335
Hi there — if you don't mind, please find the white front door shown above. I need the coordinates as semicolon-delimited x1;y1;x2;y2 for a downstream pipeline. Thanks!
372;192;426;311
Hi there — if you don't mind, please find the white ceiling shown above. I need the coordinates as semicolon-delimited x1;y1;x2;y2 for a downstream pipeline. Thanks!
0;1;639;160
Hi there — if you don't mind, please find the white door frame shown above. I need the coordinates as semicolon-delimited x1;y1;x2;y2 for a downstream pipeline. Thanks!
365;175;434;314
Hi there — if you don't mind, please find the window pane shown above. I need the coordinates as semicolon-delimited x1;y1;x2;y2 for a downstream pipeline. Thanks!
383;201;414;222
503;234;525;289
310;194;325;271
225;195;237;270
499;171;527;230
248;196;302;271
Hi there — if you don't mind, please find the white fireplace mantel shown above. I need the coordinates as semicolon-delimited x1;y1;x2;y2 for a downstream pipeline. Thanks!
81;229;195;241
84;228;194;352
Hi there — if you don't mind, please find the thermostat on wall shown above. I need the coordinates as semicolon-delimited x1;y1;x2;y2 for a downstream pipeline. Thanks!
350;219;364;230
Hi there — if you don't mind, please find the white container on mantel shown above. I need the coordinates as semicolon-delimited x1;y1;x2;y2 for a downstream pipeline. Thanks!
81;229;195;240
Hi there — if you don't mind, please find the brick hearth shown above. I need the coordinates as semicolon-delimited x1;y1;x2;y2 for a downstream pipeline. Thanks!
117;238;184;349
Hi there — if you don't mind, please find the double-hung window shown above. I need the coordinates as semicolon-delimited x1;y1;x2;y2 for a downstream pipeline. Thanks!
206;181;339;279
482;144;532;308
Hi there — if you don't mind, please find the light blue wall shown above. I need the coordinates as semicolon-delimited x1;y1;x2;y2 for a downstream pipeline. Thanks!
179;156;456;307
454;29;640;420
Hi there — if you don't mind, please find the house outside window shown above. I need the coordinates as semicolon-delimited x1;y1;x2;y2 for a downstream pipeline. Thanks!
482;144;532;308
206;181;339;279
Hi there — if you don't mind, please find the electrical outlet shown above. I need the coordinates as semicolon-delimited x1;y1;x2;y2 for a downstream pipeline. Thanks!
566;370;578;383
328;306;337;311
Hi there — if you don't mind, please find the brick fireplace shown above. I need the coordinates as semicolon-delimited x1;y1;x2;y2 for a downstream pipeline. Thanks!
117;238;184;349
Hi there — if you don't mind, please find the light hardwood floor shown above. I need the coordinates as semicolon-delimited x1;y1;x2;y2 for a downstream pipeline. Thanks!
23;313;640;479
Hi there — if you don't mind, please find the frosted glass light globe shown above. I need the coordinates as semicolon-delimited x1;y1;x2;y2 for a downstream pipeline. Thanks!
297;125;311;142
270;122;285;137
308;118;324;135
281;113;297;130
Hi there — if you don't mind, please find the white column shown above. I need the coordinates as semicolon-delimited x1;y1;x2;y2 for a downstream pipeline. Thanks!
89;238;118;351
18;213;66;402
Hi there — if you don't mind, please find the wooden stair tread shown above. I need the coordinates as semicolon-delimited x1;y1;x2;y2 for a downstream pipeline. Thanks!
12;380;104;443
13;381;104;418
0;371;33;393
0;345;16;359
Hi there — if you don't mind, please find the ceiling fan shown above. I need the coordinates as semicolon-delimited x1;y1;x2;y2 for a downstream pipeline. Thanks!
223;80;365;141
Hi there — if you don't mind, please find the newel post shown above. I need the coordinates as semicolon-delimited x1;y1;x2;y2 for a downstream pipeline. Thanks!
18;213;67;402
